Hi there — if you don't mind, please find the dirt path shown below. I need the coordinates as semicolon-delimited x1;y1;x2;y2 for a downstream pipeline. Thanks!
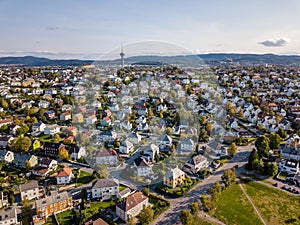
238;180;267;225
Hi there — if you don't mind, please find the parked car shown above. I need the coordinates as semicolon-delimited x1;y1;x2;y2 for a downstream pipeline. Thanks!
273;183;278;187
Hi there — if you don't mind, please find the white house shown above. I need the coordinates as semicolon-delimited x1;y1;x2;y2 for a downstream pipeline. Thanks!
56;167;73;185
91;178;119;200
19;181;39;201
126;132;142;145
156;134;172;148
116;191;150;222
278;159;299;174
0;207;19;225
177;138;195;154
95;149;119;165
0;150;14;164
280;146;300;161
44;124;60;136
143;144;159;161
133;157;152;177
183;154;209;174
68;145;86;160
119;141;134;154
38;100;50;109
32;122;46;135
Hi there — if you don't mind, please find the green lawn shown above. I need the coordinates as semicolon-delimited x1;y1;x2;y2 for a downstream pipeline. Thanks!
44;216;56;225
243;180;300;225
56;201;115;225
212;182;263;225
119;184;127;192
76;170;96;186
56;209;73;225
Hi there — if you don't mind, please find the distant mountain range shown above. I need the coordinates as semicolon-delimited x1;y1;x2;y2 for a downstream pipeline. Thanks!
1;53;300;67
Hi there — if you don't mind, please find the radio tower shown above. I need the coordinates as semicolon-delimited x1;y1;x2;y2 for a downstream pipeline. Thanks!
120;42;125;68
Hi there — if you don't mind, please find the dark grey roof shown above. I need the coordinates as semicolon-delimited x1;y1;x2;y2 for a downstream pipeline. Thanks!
19;180;38;192
92;178;118;189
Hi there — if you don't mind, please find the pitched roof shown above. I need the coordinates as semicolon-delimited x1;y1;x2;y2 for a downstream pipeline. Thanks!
92;178;118;189
35;192;71;209
95;149;118;158
134;157;151;167
116;191;148;211
164;167;185;180
19;180;38;192
56;167;72;177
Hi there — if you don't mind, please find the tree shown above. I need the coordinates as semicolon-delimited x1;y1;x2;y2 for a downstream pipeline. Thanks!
255;136;270;158
247;149;259;170
0;160;5;171
199;129;209;142
265;162;278;176
0;98;8;109
94;164;109;179
137;206;154;225
16;125;29;136
58;148;69;160
221;169;236;187
268;133;281;150
227;143;237;156
205;122;213;134
25;160;31;170
252;159;264;174
21;199;32;225
200;194;214;212
180;210;193;225
209;181;223;200
10;136;31;152
190;202;198;215
276;128;287;139
8;189;14;205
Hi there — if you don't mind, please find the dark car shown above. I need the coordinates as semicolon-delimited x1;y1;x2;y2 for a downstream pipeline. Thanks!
273;183;278;187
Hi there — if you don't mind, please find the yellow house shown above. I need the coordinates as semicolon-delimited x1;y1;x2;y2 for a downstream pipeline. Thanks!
163;167;185;188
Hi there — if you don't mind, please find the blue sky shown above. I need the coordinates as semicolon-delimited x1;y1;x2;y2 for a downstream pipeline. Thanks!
0;0;300;59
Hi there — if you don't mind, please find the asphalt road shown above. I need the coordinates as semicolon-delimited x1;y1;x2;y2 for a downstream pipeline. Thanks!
151;144;254;225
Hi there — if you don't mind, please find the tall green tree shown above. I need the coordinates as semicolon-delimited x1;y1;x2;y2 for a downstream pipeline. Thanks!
137;206;154;225
268;133;281;150
227;143;237;156
255;136;270;158
221;169;236;187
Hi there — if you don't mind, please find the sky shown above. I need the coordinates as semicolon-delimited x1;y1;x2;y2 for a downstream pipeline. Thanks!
0;0;300;59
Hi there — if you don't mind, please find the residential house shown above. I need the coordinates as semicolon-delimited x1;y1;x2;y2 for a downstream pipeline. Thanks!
43;142;65;156
156;134;172;148
34;192;72;222
45;110;56;120
19;180;39;201
43;124;60;136
100;117;111;127
278;159;299;174
183;154;209;174
73;113;84;123
126;132;142;145
68;145;86;160
38;100;50;109
95;149;119;165
32;157;58;177
0;150;14;164
8;124;21;135
83;218;109;225
0;207;19;225
56;168;73;185
142;144;159;162
116;191;150;222
13;153;38;169
0;119;12;128
177;138;195;154
32;139;41;151
91;178;119;200
119;140;134;154
133;157;152;177
207;141;227;159
85;115;97;125
97;130;117;142
32;122;46;136
163;167;185;188
59;112;72;121
61;104;72;112
0;136;14;149
280;146;300;161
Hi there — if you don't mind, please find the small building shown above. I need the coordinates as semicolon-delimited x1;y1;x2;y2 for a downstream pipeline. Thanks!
43;142;65;156
0;150;14;164
83;218;109;225
163;167;185;188
0;207;19;225
116;191;150;222
119;141;134;154
133;157;152;177
183;154;209;174
68;145;86;160
0;136;14;149
19;180;39;201
91;178;119;200
56;167;73;185
13;153;38;169
0;192;8;209
95;149;119;165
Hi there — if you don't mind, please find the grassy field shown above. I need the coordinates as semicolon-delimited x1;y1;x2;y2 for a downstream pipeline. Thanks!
212;182;263;225
243;180;300;225
56;209;73;225
76;170;96;186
